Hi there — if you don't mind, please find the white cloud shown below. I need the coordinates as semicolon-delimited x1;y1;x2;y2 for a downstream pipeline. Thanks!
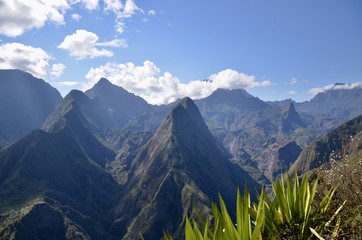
290;77;298;85
114;0;141;33
0;42;51;78
71;13;82;21
208;69;272;89
69;0;99;10
0;0;70;37
85;61;272;105
104;0;122;12
309;82;362;96
287;90;297;96
147;10;156;16
96;38;127;48
58;29;126;59
51;63;66;78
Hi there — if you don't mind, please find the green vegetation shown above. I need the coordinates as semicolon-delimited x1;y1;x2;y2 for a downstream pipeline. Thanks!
165;173;348;240
315;150;362;239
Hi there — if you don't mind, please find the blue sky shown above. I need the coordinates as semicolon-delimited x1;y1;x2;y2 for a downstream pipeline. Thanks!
0;0;361;104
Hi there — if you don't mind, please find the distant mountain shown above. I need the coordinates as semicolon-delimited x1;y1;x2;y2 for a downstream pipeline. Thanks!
194;89;309;179
282;101;305;132
85;78;153;128
0;129;119;239
0;69;62;143
290;114;362;174
112;97;260;239
296;87;362;133
196;88;270;114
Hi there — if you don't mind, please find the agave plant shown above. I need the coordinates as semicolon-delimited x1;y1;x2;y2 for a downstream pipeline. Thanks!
166;187;263;240
164;173;340;240
250;174;338;239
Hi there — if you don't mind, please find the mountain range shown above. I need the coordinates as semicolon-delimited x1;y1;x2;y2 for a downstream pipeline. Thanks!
1;69;362;239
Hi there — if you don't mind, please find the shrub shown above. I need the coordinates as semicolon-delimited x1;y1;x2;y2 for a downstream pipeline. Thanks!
165;173;342;240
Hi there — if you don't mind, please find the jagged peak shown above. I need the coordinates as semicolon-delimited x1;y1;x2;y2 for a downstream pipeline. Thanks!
175;97;198;112
97;77;112;85
283;101;297;114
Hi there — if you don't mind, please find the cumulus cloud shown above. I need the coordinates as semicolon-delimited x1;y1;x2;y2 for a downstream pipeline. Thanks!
71;13;82;21
0;0;70;37
51;63;66;78
0;42;51;78
309;82;362;96
58;29;126;59
85;61;272;105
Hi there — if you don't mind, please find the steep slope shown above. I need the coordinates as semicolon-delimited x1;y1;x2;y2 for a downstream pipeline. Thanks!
113;97;260;239
0;69;62;143
290;114;362;174
43;90;116;167
0;129;119;239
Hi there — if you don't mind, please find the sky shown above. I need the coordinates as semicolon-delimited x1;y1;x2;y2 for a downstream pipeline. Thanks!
0;0;361;105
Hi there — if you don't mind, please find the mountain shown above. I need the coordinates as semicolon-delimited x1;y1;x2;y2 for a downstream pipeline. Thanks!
112;97;260;239
296;87;362;133
194;89;310;179
282;101;305;132
85;78;153;128
196;88;270;115
43;79;163;171
43;90;116;167
0;129;119;239
0;69;62;143
290;114;362;174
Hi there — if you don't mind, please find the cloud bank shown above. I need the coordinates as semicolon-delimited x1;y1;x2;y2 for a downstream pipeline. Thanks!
309;82;362;96
85;60;271;105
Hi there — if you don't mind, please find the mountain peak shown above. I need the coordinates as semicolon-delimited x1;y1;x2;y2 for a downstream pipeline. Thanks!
282;101;305;131
196;88;270;112
98;77;112;85
116;94;259;239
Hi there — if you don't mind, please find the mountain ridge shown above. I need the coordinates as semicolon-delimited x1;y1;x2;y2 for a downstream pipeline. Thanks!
113;97;260;239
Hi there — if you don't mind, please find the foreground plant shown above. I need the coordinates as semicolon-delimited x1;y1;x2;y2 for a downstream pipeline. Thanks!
165;173;341;240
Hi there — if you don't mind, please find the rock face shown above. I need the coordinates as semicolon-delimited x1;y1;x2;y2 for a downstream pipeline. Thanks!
290;114;362;174
0;69;62;143
113;97;260;239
